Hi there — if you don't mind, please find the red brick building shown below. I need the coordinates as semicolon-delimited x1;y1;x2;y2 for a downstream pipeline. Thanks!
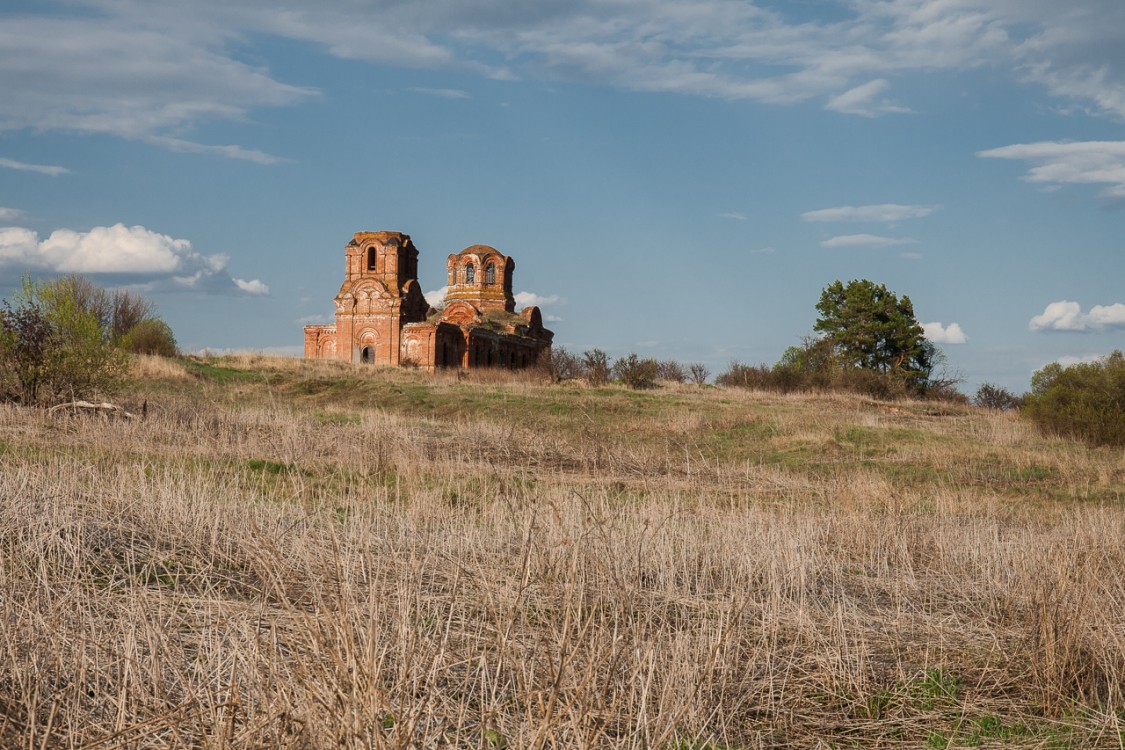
303;231;553;370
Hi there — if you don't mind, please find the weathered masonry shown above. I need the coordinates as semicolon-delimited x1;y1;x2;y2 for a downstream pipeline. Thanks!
303;231;553;371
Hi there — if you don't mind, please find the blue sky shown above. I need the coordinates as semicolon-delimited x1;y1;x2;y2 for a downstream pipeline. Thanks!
2;0;1124;391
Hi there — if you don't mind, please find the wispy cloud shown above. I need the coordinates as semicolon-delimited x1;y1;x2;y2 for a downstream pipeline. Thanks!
3;0;1124;151
0;223;267;296
719;211;747;220
408;87;471;99
0;207;26;223
977;140;1125;201
825;79;912;117
0;16;312;155
1029;300;1125;332
0;157;70;176
145;136;286;165
923;321;968;344
802;203;936;222
820;234;917;248
751;246;776;254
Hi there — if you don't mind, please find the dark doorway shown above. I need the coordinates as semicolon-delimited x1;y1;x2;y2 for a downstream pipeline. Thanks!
360;345;374;364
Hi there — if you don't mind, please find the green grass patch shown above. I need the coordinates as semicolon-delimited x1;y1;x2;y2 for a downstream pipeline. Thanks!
183;358;258;384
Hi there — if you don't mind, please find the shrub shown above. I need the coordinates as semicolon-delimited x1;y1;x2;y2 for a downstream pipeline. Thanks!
688;363;709;385
656;359;686;383
540;346;586;382
612;353;659;390
974;383;1025;411
1023;352;1125;446
582;349;611;387
715;362;777;390
121;318;178;357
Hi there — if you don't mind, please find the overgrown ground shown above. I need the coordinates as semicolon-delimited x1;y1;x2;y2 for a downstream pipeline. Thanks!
2;354;1123;749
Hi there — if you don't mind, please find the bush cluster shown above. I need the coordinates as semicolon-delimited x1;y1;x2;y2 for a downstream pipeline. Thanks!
715;338;952;401
1;275;176;405
1022;352;1125;446
540;347;709;389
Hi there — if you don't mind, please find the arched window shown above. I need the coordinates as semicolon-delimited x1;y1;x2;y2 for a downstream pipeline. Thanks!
360;345;374;364
486;263;495;284
366;247;376;271
465;263;475;284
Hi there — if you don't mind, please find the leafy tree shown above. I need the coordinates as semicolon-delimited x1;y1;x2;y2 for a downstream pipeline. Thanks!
121;318;178;357
56;274;155;341
0;288;53;403
814;279;934;391
1023;352;1125;446
0;277;129;404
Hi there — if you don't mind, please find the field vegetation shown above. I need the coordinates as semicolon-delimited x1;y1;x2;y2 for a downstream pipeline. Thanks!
1;354;1124;748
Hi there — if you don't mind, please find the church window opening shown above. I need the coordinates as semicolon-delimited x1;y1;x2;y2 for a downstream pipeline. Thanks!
366;247;376;271
465;263;475;284
486;263;495;284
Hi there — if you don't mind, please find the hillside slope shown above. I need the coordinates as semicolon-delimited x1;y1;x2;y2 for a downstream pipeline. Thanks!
1;355;1123;748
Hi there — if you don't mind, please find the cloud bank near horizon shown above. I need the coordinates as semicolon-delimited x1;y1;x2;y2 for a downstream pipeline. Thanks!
0;223;268;296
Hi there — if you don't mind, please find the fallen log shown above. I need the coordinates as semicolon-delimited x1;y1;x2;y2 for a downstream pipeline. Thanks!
48;401;137;419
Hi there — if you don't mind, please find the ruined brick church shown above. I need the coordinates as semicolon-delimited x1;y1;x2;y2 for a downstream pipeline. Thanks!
303;231;553;371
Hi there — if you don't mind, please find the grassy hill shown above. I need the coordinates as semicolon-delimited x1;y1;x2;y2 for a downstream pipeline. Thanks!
1;355;1123;748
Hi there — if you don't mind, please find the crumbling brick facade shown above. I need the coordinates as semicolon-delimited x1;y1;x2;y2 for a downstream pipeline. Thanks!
304;231;553;371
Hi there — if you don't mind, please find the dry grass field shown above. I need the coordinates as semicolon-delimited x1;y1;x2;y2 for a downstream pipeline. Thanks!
1;354;1123;748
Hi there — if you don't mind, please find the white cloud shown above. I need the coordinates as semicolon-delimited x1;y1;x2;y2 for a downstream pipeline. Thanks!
234;278;270;295
751;246;776;254
825;79;912;117
977;140;1125;200
801;203;937;222
0;157;70;176
1030;300;1125;332
820;234;918;248
296;314;333;325
0;222;267;296
514;291;560;308
923;321;968;344
408;87;470;99
0;207;26;223
424;285;448;307
719;211;747;220
899;251;923;260
544;314;563;323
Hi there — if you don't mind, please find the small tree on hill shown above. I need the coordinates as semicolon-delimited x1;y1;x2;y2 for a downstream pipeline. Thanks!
814;279;934;392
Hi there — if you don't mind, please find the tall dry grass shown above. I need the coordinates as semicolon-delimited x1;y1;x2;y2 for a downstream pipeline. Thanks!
1;362;1123;748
